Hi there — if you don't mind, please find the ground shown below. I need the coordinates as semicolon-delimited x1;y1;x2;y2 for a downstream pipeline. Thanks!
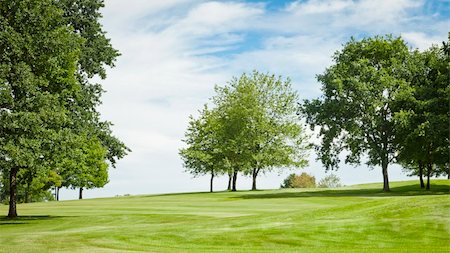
0;180;449;252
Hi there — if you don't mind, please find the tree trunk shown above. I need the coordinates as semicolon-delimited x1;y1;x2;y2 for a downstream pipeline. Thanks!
231;170;238;192
79;187;83;200
447;164;449;180
382;160;390;192
210;170;214;193
227;171;232;191
419;162;425;189
24;172;35;203
251;168;260;191
380;109;390;192
25;179;30;203
8;167;19;218
426;163;432;190
56;187;60;201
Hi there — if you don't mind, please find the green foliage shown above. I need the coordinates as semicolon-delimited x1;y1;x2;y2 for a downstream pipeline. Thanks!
57;0;120;79
0;0;84;215
317;174;342;188
395;39;449;183
0;0;128;216
180;106;224;174
281;172;316;188
181;71;310;191
301;35;413;191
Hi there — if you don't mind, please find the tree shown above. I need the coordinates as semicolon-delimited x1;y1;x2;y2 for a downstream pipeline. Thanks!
55;135;109;199
180;106;225;193
395;40;449;189
0;0;128;217
281;173;316;188
212;79;254;191
317;174;342;188
242;72;309;190
181;71;309;192
0;0;83;218
214;71;309;191
57;0;129;196
301;35;412;192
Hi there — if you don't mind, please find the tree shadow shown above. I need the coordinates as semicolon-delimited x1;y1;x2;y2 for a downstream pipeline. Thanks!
237;184;450;199
0;215;68;225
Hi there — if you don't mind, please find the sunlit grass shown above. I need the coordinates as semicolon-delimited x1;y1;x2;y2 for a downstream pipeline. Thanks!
0;180;449;252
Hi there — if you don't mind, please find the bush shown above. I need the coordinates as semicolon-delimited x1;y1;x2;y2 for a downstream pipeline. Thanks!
317;174;342;188
281;173;316;188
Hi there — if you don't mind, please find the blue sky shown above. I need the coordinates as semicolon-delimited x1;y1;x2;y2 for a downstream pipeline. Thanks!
60;0;449;199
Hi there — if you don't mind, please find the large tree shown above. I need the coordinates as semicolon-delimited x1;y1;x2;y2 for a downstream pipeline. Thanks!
0;0;83;217
301;36;412;192
0;0;128;217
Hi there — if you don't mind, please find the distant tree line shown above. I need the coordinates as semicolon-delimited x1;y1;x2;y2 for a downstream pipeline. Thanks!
0;0;129;218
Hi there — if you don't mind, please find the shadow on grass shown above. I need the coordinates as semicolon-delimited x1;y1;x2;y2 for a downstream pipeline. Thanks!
237;184;450;199
0;215;68;225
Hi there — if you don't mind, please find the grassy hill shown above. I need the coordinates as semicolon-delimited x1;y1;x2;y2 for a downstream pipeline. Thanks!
0;180;449;253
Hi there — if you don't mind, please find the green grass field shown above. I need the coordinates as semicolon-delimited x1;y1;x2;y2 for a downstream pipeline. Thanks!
1;180;449;253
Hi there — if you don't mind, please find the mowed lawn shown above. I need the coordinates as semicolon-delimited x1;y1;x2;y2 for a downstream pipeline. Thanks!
0;180;449;253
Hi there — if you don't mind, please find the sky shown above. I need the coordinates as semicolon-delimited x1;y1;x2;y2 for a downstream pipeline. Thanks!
60;0;449;200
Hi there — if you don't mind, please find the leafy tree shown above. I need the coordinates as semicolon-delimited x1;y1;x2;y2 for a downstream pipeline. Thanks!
180;106;225;192
0;0;83;218
243;72;309;190
317;174;342;188
57;136;109;199
214;71;309;191
181;71;309;192
281;173;316;188
395;41;449;189
301;35;412;192
56;0;129;196
212;79;254;191
0;0;128;217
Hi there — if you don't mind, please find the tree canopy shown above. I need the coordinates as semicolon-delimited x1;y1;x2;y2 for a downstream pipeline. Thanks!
301;36;414;192
301;35;449;192
181;71;310;192
395;39;449;188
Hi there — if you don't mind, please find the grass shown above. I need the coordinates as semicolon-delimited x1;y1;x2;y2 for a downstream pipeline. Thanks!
0;180;449;253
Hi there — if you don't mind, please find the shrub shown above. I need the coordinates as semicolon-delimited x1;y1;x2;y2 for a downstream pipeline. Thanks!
281;172;316;188
317;174;342;188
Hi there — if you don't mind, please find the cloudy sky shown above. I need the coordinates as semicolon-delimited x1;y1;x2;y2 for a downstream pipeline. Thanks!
61;0;449;199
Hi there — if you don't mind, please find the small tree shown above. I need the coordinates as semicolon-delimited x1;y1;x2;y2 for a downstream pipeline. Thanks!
180;106;225;193
317;174;342;188
281;173;316;188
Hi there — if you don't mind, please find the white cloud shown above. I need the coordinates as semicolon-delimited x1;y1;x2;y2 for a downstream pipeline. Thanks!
286;0;352;14
174;1;264;35
402;31;447;50
101;0;193;33
282;0;425;32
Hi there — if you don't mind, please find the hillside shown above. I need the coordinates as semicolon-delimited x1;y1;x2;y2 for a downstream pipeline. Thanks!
1;180;449;253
